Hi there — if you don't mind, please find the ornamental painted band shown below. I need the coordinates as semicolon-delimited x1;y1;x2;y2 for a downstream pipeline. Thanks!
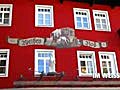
7;27;108;48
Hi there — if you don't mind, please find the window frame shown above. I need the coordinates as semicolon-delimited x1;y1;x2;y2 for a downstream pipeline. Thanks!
0;49;10;77
77;51;97;77
34;49;56;76
0;4;13;26
35;5;54;27
99;51;119;78
93;10;111;32
73;8;92;30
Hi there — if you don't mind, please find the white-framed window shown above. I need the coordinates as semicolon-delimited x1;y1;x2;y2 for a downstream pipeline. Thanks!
0;49;10;77
99;52;119;78
93;10;111;32
35;5;54;27
0;4;13;26
34;49;55;76
73;8;92;30
77;51;97;76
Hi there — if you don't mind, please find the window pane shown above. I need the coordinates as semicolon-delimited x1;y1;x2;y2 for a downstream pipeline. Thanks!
4;13;9;18
102;61;107;67
102;24;107;29
103;68;108;73
83;17;87;22
0;19;2;23
81;67;86;73
4;19;9;24
38;60;44;73
108;61;111;67
38;14;43;19
0;13;2;18
87;61;92;67
87;61;93;74
46;60;49;73
4;8;7;11
45;20;51;25
46;60;49;66
96;19;100;23
49;53;52;57
38;53;42;57
96;24;101;29
44;53;48;57
0;67;5;73
45;14;50;20
101;19;106;24
88;68;93;73
7;8;10;11
0;60;6;66
80;61;85;66
0;13;2;23
0;8;3;11
77;22;82;28
76;17;81;22
109;68;112;73
83;23;88;28
38;19;43;25
38;14;43;25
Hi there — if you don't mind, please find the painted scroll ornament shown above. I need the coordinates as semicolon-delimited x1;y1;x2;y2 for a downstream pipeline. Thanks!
7;27;108;48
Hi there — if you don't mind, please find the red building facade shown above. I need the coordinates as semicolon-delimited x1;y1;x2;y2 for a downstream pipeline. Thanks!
0;0;120;88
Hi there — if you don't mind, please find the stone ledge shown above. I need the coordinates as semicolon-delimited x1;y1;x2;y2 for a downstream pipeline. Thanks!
14;81;120;87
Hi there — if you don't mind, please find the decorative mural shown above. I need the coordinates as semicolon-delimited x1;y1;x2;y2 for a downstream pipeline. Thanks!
7;27;108;48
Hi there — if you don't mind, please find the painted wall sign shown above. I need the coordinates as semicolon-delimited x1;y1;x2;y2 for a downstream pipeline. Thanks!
7;27;108;48
8;37;45;46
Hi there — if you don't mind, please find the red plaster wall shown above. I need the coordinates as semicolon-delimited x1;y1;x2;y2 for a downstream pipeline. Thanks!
0;0;120;88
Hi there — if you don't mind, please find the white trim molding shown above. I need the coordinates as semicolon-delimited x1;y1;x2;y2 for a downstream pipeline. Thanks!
34;49;56;76
35;5;54;27
77;51;97;77
93;10;111;32
73;8;92;30
0;49;10;77
0;4;13;26
98;51;119;78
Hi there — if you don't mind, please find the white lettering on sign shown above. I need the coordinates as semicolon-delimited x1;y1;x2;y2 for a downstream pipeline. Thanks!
18;37;45;46
93;73;120;78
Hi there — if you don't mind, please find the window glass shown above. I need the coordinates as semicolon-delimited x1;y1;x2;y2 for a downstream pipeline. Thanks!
74;8;92;30
35;5;54;27
93;10;111;31
99;52;118;78
35;49;55;76
77;51;97;76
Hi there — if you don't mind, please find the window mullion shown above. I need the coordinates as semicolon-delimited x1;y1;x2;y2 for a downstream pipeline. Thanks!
101;17;104;30
99;18;102;30
107;61;110;75
44;58;46;73
81;16;84;28
43;14;46;26
101;59;104;74
1;12;4;24
85;61;88;74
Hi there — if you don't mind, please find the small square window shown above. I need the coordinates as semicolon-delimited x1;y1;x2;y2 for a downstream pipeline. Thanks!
0;4;13;26
0;49;10;77
77;51;97;76
35;49;55;76
99;52;119;78
93;10;111;32
73;8;92;30
35;5;54;27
